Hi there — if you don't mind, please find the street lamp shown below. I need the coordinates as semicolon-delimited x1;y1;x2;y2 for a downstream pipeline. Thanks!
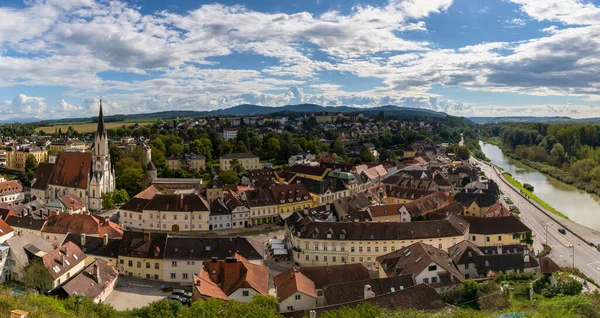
569;244;575;268
544;224;553;245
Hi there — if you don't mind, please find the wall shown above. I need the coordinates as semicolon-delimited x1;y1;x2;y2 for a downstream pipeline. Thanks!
292;234;468;271
470;232;528;246
228;287;258;303
163;259;200;284
278;292;317;313
53;260;86;289
118;256;163;280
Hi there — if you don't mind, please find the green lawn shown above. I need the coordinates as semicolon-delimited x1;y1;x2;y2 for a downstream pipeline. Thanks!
502;172;569;219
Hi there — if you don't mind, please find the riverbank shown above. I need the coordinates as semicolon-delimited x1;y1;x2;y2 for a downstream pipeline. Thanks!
482;138;600;197
502;172;569;220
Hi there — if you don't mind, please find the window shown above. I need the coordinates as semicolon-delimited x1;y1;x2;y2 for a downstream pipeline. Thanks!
351;257;355;262
423;278;429;284
375;247;379;253
383;246;387;252
428;265;437;271
128;260;133;267
137;261;141;268
287;306;294;311
359;257;363;262
120;260;124;265
146;262;150;269
306;255;310;261
341;257;346;262
146;274;150;279
486;237;490;242
305;243;309;250
323;245;327;251
359;247;363;253
155;263;160;269
498;236;502;241
314;244;319;251
332;256;336;262
431;276;438;283
323;256;328;262
465;263;469;269
318;290;323;296
472;235;476;241
183;273;188;279
295;295;301;300
315;255;319;261
439;243;443;249
170;273;176;279
243;291;250;296
172;261;177;267
351;247;355;252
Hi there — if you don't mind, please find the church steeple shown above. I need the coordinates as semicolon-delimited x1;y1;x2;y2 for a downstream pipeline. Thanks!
97;99;105;137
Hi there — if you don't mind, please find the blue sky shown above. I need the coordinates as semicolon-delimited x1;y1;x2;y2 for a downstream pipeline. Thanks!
1;0;600;120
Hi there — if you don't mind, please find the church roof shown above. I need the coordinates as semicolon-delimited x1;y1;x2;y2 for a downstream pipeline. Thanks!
48;152;93;190
96;100;105;136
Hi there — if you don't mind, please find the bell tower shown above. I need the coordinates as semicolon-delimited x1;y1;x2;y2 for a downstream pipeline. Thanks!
90;99;115;210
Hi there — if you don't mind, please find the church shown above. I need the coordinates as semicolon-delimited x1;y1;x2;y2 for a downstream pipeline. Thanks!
31;102;115;211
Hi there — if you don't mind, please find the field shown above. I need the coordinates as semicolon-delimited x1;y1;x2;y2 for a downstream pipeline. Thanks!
35;121;154;133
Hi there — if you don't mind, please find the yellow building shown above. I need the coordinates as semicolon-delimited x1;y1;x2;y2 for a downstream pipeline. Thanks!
288;165;330;181
117;232;167;280
6;147;47;172
287;214;469;271
463;216;532;246
270;183;315;218
454;193;497;216
166;153;206;171
219;153;260;171
49;139;89;152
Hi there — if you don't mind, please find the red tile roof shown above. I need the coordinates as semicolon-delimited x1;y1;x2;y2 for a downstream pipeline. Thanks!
48;152;93;189
42;214;123;238
58;194;86;211
42;241;86;279
134;185;161;200
202;258;269;296
0;218;14;236
193;272;229;300
273;268;318;300
0;180;23;194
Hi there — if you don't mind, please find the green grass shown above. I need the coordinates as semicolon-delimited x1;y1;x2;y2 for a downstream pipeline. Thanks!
502;172;569;220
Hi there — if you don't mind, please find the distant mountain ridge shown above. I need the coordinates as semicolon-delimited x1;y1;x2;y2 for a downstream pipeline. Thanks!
1;104;451;124
469;116;573;124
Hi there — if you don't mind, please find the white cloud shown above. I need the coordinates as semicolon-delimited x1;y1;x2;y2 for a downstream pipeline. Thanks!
509;0;600;25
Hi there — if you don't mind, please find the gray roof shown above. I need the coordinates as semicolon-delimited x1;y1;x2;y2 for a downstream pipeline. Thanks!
5;232;54;268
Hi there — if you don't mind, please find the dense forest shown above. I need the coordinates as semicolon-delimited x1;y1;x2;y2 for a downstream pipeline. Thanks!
480;122;600;194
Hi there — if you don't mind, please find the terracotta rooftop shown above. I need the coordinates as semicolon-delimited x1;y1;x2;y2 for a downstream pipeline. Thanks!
202;257;269;296
0;180;23;194
48;152;93;189
193;272;229;300
42;241;86;279
273;268;318;301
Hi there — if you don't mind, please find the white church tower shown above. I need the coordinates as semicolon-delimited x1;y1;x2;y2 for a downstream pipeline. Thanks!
89;100;115;210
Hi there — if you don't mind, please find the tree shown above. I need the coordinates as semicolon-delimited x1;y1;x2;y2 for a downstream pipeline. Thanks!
523;183;535;192
234;140;248;153
551;142;566;165
25;154;38;172
230;159;245;174
360;147;375;162
460;280;480;304
112;189;130;204
22;260;54;293
331;137;346;156
264;137;281;160
167;143;185;156
101;192;115;210
189;138;213;161
218;170;240;185
117;167;145;196
220;140;233;156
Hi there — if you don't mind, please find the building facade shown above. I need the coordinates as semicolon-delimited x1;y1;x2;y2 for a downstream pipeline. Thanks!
219;153;260;171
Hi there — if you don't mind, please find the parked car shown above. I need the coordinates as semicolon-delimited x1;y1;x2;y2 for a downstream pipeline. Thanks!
172;289;192;299
167;295;190;305
558;228;567;234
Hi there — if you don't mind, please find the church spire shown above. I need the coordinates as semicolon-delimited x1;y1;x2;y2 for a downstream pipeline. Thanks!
97;99;105;136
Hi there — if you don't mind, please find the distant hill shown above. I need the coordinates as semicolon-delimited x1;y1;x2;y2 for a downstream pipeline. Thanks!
469;116;573;124
5;104;452;125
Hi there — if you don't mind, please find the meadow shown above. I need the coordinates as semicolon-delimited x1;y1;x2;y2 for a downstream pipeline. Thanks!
35;121;154;133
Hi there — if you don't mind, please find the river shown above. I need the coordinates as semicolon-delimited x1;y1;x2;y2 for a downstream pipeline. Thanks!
480;141;600;231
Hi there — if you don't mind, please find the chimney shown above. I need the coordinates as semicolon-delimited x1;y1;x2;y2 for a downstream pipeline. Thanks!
103;234;109;246
64;246;69;257
364;284;375;299
60;254;65;266
81;234;86;246
94;263;101;285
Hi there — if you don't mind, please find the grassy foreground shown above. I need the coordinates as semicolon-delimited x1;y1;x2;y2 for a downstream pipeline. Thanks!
502;172;569;220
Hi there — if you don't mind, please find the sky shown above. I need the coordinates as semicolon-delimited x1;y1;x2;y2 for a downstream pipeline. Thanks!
1;0;600;120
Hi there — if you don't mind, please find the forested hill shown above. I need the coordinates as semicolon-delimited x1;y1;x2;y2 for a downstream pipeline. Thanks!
29;104;452;124
470;116;572;124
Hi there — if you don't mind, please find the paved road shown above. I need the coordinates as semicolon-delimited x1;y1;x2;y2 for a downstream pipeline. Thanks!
472;158;600;283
